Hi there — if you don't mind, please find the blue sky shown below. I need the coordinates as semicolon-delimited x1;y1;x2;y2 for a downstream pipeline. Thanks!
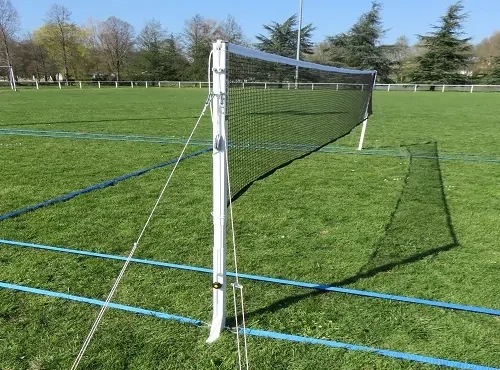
11;0;500;45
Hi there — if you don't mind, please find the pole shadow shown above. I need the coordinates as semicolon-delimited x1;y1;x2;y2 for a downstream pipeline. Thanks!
228;141;459;325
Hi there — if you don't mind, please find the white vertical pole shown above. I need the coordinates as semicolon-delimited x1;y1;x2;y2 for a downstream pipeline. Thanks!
311;83;314;90
58;81;61;89
242;82;245;89
264;82;267;89
387;84;390;91
442;85;445;92
358;72;376;151
294;0;303;89
115;81;118;88
207;40;228;344
9;67;17;91
336;83;339;91
35;80;39;90
178;81;181;88
414;84;417;92
146;81;148;88
98;81;101;89
131;81;134;88
470;85;474;93
79;81;82;89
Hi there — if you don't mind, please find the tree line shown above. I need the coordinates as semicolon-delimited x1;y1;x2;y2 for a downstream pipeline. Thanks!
1;0;499;85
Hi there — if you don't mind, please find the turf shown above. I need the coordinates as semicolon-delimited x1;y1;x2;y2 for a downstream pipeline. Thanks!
0;88;499;369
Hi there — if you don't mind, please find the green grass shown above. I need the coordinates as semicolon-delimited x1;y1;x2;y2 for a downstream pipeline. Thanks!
0;88;499;369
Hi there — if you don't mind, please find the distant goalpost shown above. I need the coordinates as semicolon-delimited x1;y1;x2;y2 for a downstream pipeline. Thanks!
0;66;16;91
207;40;377;343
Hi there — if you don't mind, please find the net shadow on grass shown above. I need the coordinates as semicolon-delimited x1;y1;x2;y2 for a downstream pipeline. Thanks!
233;141;459;324
0;116;200;128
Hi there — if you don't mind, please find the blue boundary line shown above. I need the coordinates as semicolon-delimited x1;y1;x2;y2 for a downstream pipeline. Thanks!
1;239;499;317
0;147;213;222
2;128;499;164
0;281;497;370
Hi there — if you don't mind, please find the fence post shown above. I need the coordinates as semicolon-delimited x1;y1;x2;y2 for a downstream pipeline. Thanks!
98;81;101;89
311;83;314;90
35;81;39;90
131;81;134;88
242;82;245;89
336;83;339;91
178;81;181;88
265;82;267;89
470;85;474;93
58;81;61;89
146;81;148;88
442;85;445;92
115;81;118;88
387;84;391;91
414;84;417;92
79;81;82;89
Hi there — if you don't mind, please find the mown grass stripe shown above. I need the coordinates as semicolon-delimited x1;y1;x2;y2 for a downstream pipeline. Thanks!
1;239;498;317
0;147;212;221
0;281;496;370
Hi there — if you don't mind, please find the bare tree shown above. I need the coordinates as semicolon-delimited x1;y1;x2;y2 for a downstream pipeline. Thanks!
388;35;411;82
183;14;220;79
219;14;245;44
97;16;135;81
0;0;19;67
45;4;73;84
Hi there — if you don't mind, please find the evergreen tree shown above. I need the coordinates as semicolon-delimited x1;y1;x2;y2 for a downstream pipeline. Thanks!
410;1;473;84
325;2;392;82
256;14;315;58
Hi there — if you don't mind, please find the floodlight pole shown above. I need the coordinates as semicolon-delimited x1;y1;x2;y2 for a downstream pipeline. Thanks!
294;0;303;89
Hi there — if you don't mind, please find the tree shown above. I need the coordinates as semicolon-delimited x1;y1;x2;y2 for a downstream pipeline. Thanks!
136;19;167;80
0;0;19;68
325;1;392;82
33;22;88;81
182;14;220;80
474;31;500;79
255;14;315;58
384;36;412;82
410;1;473;84
219;14;246;45
97;16;135;81
45;4;75;84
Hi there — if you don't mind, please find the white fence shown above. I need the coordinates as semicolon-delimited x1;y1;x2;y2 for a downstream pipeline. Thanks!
1;80;500;92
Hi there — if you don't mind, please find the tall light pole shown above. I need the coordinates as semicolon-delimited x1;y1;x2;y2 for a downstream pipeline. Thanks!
295;0;303;88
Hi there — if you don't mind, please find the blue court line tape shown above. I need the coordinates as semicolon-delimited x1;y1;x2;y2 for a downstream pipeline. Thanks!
241;328;499;370
2;128;499;164
1;239;499;317
0;281;203;326
0;128;213;147
0;146;212;222
0;281;496;370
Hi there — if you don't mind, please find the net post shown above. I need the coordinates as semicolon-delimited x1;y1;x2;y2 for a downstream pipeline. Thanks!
358;72;377;151
207;39;228;344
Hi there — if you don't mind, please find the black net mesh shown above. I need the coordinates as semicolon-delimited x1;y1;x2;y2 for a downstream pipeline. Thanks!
226;49;375;201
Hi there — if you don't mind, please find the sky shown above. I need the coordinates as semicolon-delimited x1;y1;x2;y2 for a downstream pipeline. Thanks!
10;0;500;45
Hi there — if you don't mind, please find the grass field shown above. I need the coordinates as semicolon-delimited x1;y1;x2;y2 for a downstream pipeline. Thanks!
0;88;499;370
